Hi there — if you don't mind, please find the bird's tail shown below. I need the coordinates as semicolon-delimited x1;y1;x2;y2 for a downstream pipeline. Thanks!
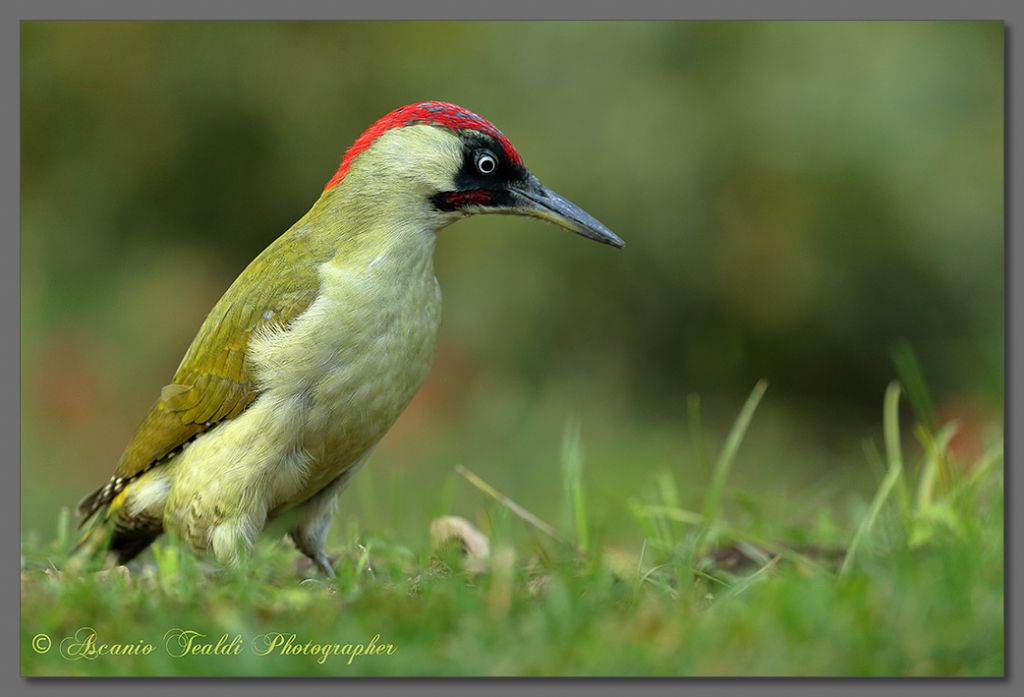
69;486;162;570
67;505;119;572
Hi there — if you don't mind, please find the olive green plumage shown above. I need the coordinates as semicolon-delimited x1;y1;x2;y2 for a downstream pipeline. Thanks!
74;104;622;577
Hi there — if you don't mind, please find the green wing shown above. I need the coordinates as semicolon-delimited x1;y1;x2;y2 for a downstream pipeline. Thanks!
78;225;329;519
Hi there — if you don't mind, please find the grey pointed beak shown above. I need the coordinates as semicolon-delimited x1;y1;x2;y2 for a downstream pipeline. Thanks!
508;177;624;249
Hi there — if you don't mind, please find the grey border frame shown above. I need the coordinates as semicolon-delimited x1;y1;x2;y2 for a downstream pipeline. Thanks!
5;1;1019;695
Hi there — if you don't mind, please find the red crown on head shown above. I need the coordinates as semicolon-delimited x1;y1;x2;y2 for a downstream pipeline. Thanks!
323;101;523;192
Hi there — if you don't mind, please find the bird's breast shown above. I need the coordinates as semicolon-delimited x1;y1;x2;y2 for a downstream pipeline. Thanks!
246;251;442;502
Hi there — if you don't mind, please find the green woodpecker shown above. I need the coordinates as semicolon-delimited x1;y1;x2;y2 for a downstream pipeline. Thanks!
76;101;623;576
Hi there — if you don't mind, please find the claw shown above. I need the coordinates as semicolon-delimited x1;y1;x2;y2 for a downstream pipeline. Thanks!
314;552;336;579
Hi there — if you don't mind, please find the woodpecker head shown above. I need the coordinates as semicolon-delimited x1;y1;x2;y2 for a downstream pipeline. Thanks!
321;101;624;249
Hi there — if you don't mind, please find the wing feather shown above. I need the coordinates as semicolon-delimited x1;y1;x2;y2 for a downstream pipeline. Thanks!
77;223;331;519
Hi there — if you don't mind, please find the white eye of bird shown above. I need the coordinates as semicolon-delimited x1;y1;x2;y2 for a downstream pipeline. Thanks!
475;151;497;175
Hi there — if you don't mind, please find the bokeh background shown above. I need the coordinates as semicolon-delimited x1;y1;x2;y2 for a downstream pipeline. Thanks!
21;22;1003;546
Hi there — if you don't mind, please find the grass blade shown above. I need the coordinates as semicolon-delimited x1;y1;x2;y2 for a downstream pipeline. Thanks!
561;418;589;552
840;382;904;578
891;340;937;432
915;422;957;513
455;465;578;552
689;380;769;567
688;393;709;475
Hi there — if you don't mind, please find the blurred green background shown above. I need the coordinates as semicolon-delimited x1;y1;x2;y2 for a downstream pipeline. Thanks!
21;21;1003;546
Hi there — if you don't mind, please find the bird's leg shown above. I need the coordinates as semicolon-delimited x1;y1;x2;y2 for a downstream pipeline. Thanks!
291;503;337;579
288;462;364;578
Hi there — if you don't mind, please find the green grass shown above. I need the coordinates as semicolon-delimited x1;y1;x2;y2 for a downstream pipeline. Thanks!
20;381;1003;677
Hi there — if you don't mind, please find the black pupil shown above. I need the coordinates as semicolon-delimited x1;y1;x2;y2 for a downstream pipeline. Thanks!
479;154;495;173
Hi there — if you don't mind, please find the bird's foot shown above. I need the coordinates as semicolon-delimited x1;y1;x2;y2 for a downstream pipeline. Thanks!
292;548;337;579
313;552;336;579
